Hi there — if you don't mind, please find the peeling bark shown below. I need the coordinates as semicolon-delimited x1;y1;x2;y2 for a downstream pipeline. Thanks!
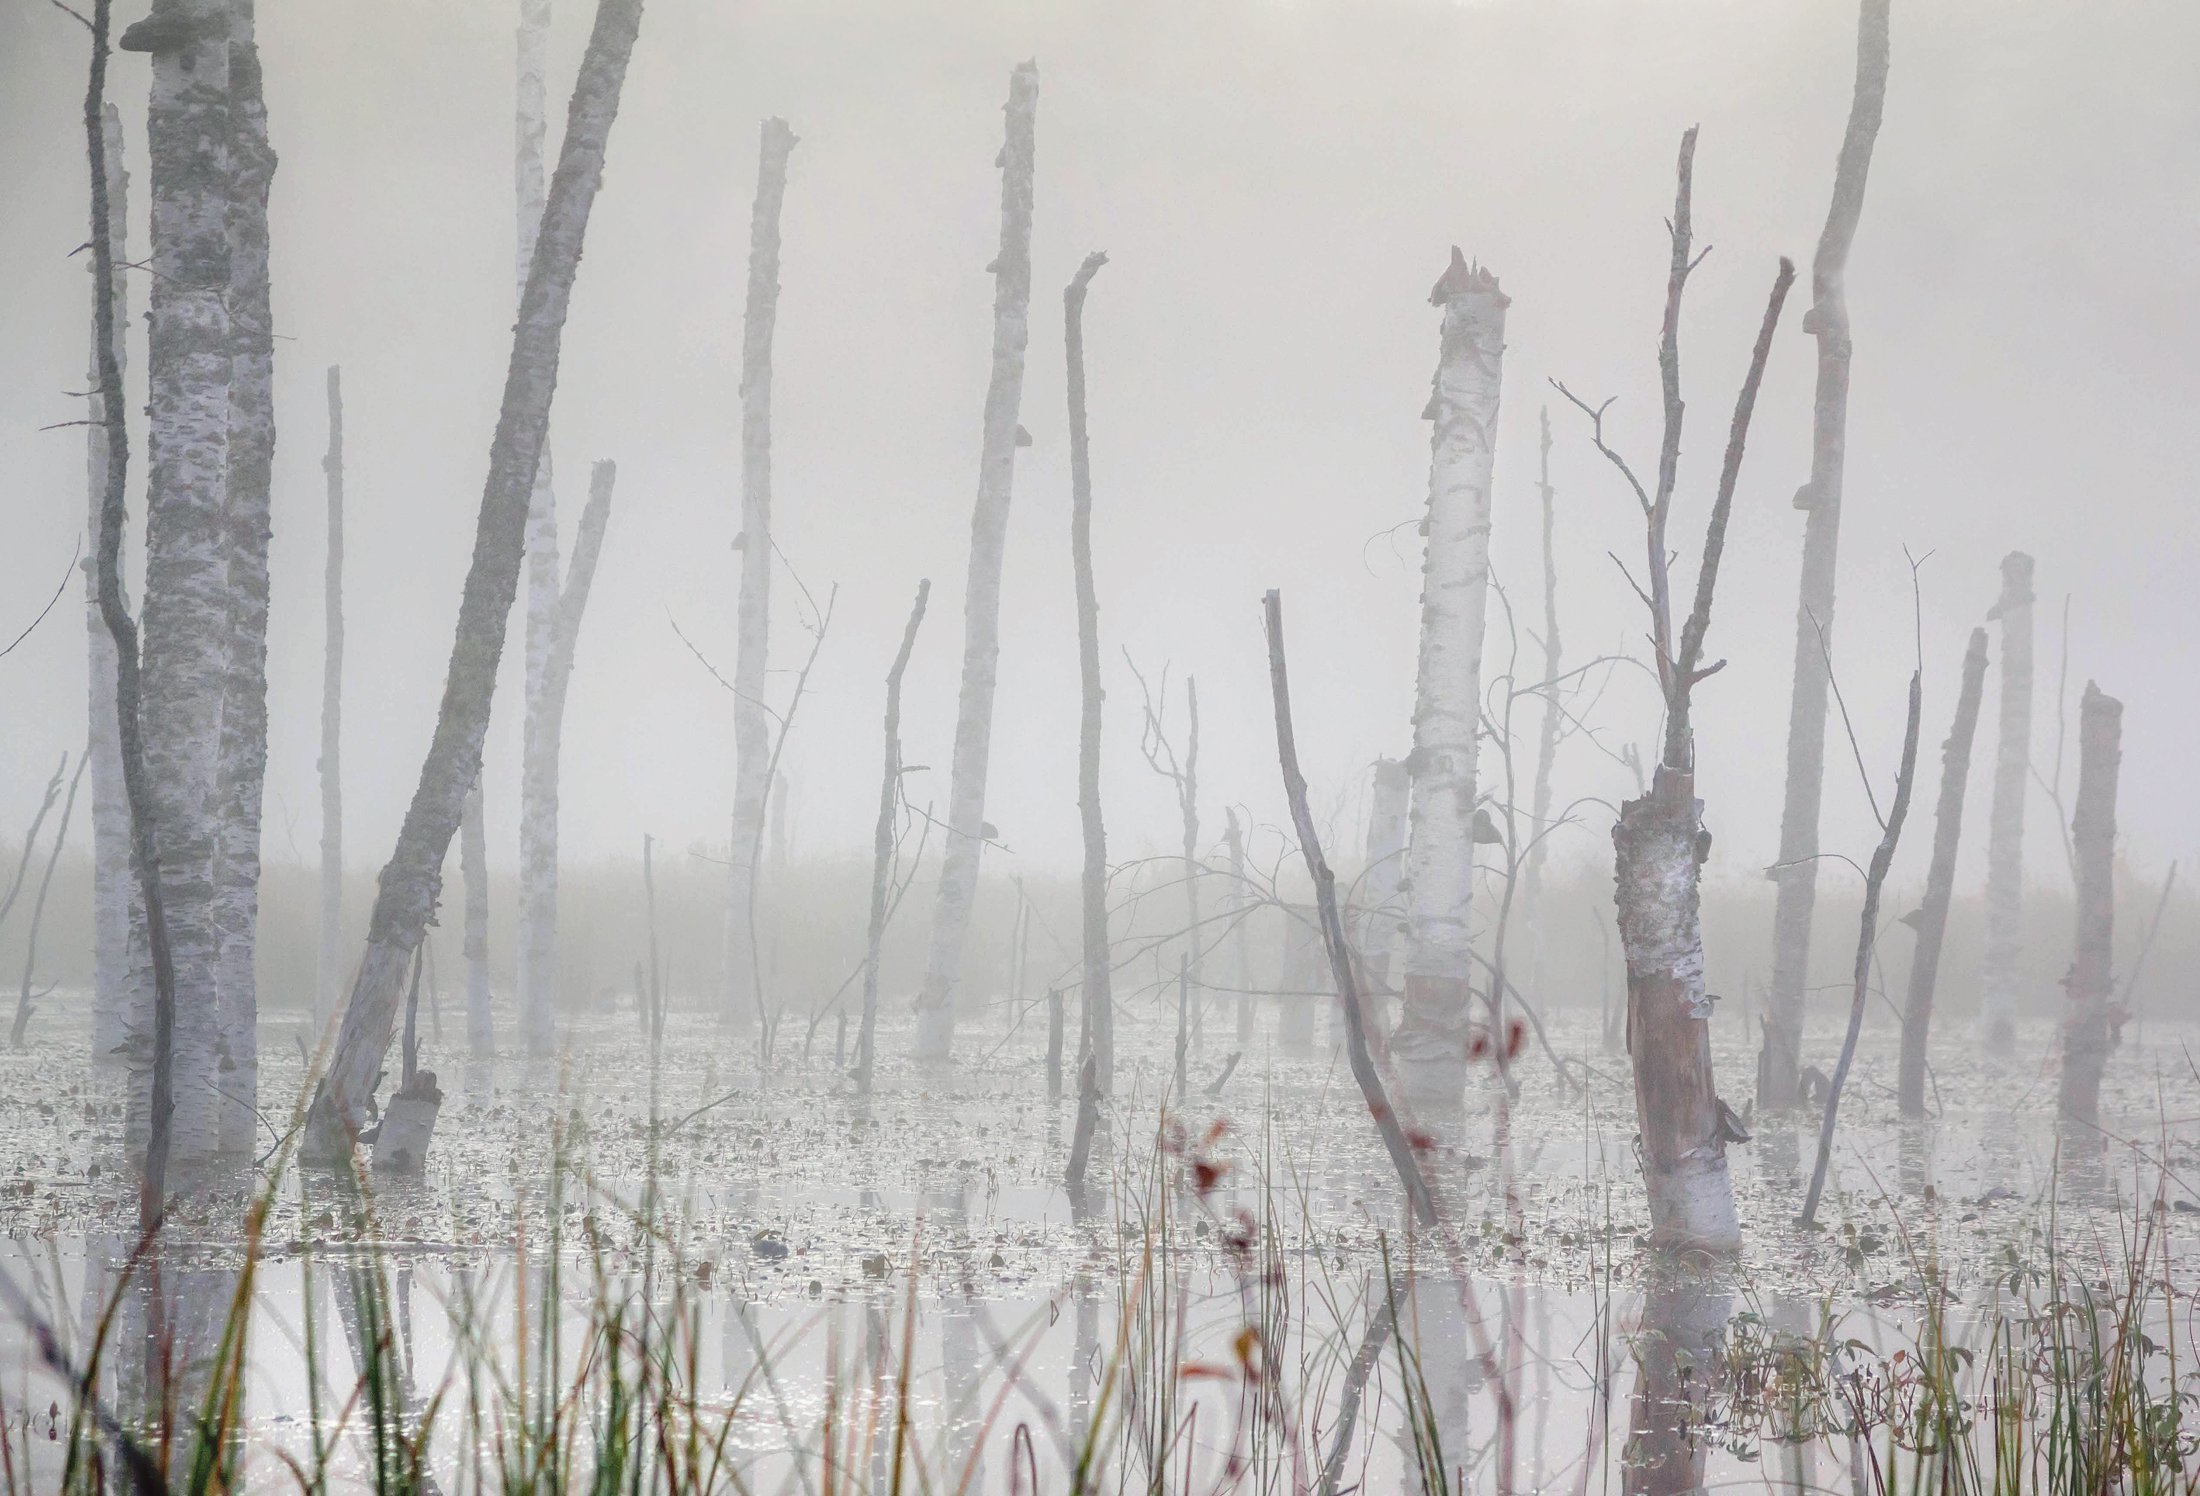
725;117;797;1036
304;0;645;1162
1896;627;1987;1116
1760;0;1892;1109
1979;551;2034;1051
2058;682;2122;1129
1395;250;1506;1114
915;62;1039;1064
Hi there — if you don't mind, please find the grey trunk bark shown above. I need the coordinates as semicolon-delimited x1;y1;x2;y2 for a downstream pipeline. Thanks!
303;0;644;1162
1225;809;1252;1046
2058;682;2122;1129
1065;249;1112;1151
1351;757;1408;1044
1759;0;1891;1109
318;366;345;1032
1519;407;1562;986
462;780;493;1056
725;118;797;1036
855;579;929;1093
1979;551;2034;1051
1896;626;1987;1116
914;62;1039;1064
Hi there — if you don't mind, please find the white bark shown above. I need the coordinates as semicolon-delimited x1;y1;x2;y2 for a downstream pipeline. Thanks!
86;104;135;1066
1979;550;2034;1049
304;0;644;1161
212;2;277;1157
1394;253;1506;1110
318;366;344;1030
914;62;1039;1064
135;0;234;1168
462;779;493;1056
725;117;797;1035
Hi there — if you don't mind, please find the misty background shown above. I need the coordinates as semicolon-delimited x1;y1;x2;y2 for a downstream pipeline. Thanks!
0;0;2192;948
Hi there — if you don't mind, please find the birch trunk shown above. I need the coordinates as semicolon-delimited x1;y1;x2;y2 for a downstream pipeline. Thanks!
132;0;233;1168
725;117;797;1035
515;0;561;1055
318;366;344;1030
303;0;644;1162
1394;251;1506;1113
855;578;929;1093
462;780;493;1056
1759;0;1891;1109
2057;682;2122;1129
1519;407;1561;979
1896;626;1987;1116
1065;249;1112;1103
1979;550;2033;1051
914;62;1039;1064
1355;757;1408;1028
85;104;135;1065
212;1;278;1156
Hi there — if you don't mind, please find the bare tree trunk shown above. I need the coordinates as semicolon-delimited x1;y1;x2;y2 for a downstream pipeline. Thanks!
855;578;929;1094
1759;0;1892;1110
12;754;88;1047
1979;551;2034;1052
1896;626;1987;1117
85;103;136;1067
303;0;645;1162
915;62;1039;1064
722;117;797;1039
131;0;234;1169
1180;679;1201;1044
1064;249;1110;1191
1519;407;1562;991
1225;808;1252;1047
211;3;278;1158
1395;250;1506;1115
318;366;345;1032
462;780;493;1057
2058;682;2122;1130
1354;757;1408;1040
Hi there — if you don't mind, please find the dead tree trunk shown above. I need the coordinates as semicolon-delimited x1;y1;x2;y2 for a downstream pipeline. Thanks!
915;62;1039;1064
131;0;235;1168
1759;0;1891;1110
1519;407;1562;989
318;366;345;1032
461;780;493;1057
1979;551;2034;1052
11;754;88;1047
1896;626;1987;1116
1559;128;1794;1251
1394;248;1506;1116
85;102;135;1066
1225;808;1253;1046
304;0;645;1163
210;0;278;1159
2058;682;2122;1130
725;117;798;1036
1351;757;1408;1045
855;578;929;1094
1064;248;1112;1190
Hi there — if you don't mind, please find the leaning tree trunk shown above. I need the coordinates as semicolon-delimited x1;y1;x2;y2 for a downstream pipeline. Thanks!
318;366;344;1031
724;117;797;1037
1064;248;1112;1119
211;2;278;1157
85;103;135;1066
2057;682;2122;1130
461;780;493;1056
130;0;234;1168
1394;250;1506;1115
1978;550;2034;1052
514;0;562;1056
913;62;1039;1065
1519;406;1562;986
1896;626;1987;1117
1759;0;1891;1110
303;0;644;1163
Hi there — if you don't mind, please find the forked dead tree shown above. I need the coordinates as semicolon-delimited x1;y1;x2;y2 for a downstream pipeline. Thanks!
1761;0;1892;1109
1896;626;1987;1117
305;0;645;1162
1978;551;2034;1051
2058;682;2123;1131
916;62;1039;1064
1557;128;1795;1252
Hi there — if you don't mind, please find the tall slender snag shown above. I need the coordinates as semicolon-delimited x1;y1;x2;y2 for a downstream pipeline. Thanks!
1760;0;1892;1109
725;117;798;1036
1978;551;2034;1051
1224;809;1253;1046
304;0;646;1161
855;579;930;1094
318;367;345;1030
1063;248;1112;1190
1353;758;1408;1047
915;62;1040;1064
2058;682;2123;1131
1519;408;1563;991
11;754;88;1047
462;781;493;1057
1394;248;1507;1116
1896;627;1987;1116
